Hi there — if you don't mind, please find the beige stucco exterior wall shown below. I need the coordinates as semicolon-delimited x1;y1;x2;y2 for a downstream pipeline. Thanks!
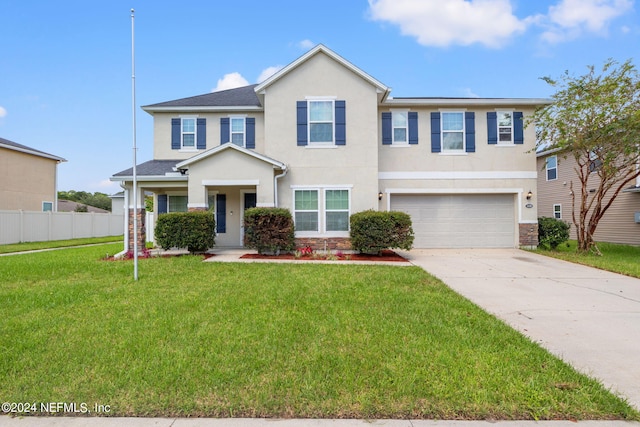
152;112;265;160
0;147;58;211
537;153;640;245
261;52;381;222
378;106;539;224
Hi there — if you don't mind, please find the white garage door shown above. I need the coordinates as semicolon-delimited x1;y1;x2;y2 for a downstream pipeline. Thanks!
391;194;515;248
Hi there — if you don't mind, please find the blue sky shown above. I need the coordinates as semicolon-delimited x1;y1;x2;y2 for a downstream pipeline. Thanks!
1;0;638;195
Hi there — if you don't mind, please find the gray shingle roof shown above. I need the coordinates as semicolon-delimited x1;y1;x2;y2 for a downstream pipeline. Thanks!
0;137;66;161
112;160;180;177
143;84;261;109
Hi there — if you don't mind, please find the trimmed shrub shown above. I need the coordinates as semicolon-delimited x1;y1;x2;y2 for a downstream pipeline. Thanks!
538;216;570;250
155;211;216;253
243;207;295;255
350;210;414;255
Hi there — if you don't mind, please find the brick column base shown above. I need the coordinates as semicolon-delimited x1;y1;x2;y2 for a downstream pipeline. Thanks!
519;223;538;248
128;208;146;251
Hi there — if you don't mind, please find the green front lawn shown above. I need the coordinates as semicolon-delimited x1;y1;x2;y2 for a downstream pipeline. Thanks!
535;241;640;278
0;236;123;254
0;244;637;420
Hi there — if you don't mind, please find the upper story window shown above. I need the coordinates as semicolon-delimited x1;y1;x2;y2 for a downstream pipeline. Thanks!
393;111;408;144
181;118;196;148
497;111;513;144
546;155;558;181
231;117;246;147
309;100;334;144
442;112;465;151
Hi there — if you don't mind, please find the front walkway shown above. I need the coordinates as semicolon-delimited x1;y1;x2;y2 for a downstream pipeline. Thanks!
400;248;640;410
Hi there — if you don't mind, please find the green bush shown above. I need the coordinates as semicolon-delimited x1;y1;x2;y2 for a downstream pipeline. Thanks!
155;211;216;253
350;210;414;255
243;207;295;255
538;216;570;250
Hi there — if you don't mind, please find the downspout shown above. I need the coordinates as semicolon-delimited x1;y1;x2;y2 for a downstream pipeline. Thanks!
274;166;288;208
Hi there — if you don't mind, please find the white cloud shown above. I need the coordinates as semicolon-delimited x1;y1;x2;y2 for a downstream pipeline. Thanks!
257;66;283;83
297;39;315;49
0;106;7;118
212;72;250;92
368;0;528;48
540;0;634;43
459;87;480;98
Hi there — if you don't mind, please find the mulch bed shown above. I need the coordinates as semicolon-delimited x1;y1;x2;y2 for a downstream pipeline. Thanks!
239;249;408;262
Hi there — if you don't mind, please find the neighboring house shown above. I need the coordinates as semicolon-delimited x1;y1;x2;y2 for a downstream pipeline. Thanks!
110;191;125;215
58;200;110;213
537;149;640;245
111;45;549;251
0;137;66;212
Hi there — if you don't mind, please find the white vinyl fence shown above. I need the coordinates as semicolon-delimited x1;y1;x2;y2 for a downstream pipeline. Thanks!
0;210;124;245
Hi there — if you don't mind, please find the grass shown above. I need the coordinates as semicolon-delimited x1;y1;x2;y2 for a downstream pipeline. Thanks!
0;243;637;420
0;236;123;254
535;240;640;278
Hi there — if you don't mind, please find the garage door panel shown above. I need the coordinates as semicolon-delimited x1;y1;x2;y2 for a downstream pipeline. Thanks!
391;194;515;248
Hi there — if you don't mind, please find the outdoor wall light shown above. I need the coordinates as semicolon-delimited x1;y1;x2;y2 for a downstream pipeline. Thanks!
526;191;533;200
378;192;383;201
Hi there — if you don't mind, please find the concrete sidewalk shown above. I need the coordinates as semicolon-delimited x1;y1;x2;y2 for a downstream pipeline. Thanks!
400;248;640;410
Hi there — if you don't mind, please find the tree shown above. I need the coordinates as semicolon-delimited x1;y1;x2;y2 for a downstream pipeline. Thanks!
531;59;640;253
58;190;112;211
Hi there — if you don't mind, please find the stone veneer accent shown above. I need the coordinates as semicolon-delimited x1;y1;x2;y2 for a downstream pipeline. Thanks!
128;208;146;251
519;223;539;248
295;237;352;251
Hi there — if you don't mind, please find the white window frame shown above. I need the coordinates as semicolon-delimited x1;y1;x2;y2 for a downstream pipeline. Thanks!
180;117;197;149
293;189;320;233
292;186;351;237
42;201;53;212
441;111;465;152
230;116;246;147
553;204;562;219
496;110;514;145
392;110;409;145
324;189;350;232
307;99;335;146
546;155;558;181
168;195;188;213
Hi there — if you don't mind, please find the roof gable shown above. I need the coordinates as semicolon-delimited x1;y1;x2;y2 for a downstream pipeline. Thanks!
176;142;285;170
254;44;389;96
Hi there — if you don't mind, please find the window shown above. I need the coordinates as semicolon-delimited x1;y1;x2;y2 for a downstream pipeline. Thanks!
589;150;603;173
42;201;53;212
231;117;246;147
168;195;188;212
497;111;513;144
294;190;319;231
309;100;334;144
553;204;562;219
293;188;350;233
325;190;349;231
442;112;464;151
546;155;558;181
392;111;408;144
181;118;196;148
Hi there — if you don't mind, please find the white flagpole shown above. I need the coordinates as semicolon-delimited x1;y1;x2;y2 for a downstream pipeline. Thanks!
131;8;139;280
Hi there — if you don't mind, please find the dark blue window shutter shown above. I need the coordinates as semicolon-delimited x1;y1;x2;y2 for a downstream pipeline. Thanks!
381;112;392;145
157;195;168;214
296;101;308;146
408;112;418;145
465;112;475;153
220;118;230;145
216;194;226;233
487;112;498;145
430;112;441;153
197;118;206;149
171;118;181;150
246;118;255;149
514;111;524;144
335;100;346;145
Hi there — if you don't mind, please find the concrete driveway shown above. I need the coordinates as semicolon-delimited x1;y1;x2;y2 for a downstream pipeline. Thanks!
400;248;640;410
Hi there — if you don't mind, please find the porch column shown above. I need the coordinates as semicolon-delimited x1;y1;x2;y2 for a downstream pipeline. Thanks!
127;184;146;252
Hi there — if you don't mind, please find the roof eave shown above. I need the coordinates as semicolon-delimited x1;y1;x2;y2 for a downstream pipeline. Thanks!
384;98;553;107
110;175;188;182
0;142;67;162
142;105;263;114
176;142;286;170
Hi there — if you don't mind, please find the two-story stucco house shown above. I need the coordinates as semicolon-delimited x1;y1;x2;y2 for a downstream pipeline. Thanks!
111;45;549;251
1;137;66;212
